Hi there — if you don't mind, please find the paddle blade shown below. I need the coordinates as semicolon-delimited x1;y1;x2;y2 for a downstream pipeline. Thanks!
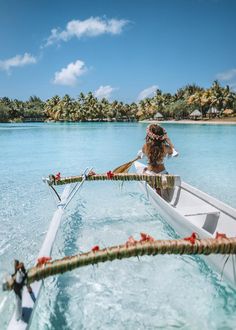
113;156;140;174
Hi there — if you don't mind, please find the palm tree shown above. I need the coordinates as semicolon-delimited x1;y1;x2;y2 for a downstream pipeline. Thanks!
99;98;110;120
60;94;74;120
71;101;81;121
1;81;235;123
78;92;85;104
154;93;166;114
44;95;61;120
137;100;147;119
129;102;138;120
83;92;98;120
208;80;224;112
187;90;207;118
222;85;235;110
176;84;203;100
143;98;154;118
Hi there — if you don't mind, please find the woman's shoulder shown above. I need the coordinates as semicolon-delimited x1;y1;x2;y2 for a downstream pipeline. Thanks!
142;144;147;153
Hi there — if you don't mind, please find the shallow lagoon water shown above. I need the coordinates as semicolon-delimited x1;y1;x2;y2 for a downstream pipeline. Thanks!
0;122;236;329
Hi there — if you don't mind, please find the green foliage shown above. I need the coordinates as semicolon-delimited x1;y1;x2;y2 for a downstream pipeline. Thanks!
0;102;11;122
23;108;45;120
164;100;196;119
0;81;236;122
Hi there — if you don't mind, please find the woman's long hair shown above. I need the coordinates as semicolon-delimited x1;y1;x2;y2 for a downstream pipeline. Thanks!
145;124;166;165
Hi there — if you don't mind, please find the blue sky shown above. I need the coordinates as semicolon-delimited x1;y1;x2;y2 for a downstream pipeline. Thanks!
0;0;236;102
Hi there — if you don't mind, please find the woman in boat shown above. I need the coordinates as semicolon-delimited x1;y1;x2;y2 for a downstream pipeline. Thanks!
139;124;177;175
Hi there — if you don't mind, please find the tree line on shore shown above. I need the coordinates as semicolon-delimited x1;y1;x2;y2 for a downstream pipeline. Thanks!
0;81;235;123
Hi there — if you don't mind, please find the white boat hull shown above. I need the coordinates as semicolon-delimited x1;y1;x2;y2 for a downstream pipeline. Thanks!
134;161;236;288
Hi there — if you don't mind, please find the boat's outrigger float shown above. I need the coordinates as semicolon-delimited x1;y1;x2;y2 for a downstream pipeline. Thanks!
4;167;92;330
3;163;236;329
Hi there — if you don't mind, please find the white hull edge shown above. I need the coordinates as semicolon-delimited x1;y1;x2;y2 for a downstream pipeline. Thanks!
7;185;71;330
134;161;236;289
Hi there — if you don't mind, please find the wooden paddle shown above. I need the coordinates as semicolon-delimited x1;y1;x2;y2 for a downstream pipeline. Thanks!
113;156;140;174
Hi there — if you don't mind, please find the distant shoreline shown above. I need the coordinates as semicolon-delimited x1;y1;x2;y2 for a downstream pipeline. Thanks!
140;119;236;125
1;119;236;125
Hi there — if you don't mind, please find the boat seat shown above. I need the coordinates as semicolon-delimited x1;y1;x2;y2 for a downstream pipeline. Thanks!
177;191;218;216
184;211;220;235
202;212;220;234
174;176;181;187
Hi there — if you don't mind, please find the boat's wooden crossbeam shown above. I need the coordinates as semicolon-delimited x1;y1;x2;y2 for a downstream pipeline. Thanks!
4;237;236;291
48;173;176;189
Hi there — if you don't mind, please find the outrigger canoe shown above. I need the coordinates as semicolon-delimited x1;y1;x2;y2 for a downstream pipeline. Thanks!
134;161;236;288
4;164;236;329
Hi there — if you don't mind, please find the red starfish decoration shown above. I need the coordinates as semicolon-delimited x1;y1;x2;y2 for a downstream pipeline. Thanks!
140;232;155;242
184;232;198;245
37;256;52;267
106;171;114;179
91;245;100;252
126;236;137;247
55;172;61;180
215;232;228;239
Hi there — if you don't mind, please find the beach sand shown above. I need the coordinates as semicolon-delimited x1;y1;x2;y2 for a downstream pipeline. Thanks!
140;119;236;125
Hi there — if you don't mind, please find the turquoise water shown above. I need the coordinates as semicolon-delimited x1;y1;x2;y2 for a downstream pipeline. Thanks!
0;122;236;329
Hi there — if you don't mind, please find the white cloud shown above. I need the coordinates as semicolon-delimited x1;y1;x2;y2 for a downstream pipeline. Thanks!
0;53;37;72
137;85;158;101
94;85;116;99
216;68;236;81
44;17;129;47
53;60;87;86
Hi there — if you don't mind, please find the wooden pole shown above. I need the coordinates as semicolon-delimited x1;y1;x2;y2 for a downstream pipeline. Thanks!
48;173;176;190
3;236;236;291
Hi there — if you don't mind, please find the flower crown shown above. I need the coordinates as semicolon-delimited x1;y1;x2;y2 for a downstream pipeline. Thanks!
146;125;166;141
